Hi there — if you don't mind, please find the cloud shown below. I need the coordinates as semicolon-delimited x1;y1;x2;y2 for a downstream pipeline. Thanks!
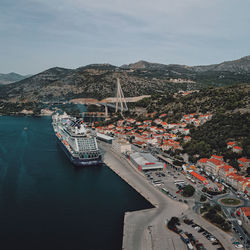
0;0;249;73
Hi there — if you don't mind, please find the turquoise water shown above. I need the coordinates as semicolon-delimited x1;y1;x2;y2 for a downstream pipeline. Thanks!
0;116;152;250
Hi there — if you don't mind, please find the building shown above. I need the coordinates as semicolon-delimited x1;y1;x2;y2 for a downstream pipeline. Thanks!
205;158;224;176
190;171;208;185
238;158;250;169
232;146;243;154
227;141;236;149
197;158;208;168
129;152;166;171
237;178;250;192
218;165;236;182
226;173;242;189
96;132;114;144
112;139;131;153
236;207;250;235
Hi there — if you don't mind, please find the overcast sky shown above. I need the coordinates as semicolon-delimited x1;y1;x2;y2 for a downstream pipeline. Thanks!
0;0;250;74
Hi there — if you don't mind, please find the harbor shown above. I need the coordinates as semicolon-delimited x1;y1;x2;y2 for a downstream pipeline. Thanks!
100;141;188;250
100;141;235;250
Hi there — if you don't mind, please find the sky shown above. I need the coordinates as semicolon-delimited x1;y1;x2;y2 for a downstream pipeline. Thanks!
0;0;250;75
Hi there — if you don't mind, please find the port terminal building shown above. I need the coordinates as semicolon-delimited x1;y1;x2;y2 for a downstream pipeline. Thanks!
112;139;132;154
129;152;166;171
96;132;114;144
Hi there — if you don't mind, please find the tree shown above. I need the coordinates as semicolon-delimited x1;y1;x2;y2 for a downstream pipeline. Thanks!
247;167;250;176
214;204;222;212
200;195;207;202
182;185;195;197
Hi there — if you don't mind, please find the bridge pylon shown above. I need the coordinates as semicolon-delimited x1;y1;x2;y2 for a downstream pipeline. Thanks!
115;78;128;113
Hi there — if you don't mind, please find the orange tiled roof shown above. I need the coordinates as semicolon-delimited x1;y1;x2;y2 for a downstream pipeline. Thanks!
211;155;223;160
227;141;236;146
199;158;208;163
190;171;207;182
238;157;250;163
240;207;250;217
208;158;224;166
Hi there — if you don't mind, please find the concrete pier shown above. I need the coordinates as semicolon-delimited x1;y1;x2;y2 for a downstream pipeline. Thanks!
100;142;188;250
100;142;234;250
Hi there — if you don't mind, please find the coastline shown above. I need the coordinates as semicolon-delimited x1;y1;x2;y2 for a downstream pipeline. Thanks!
100;142;188;250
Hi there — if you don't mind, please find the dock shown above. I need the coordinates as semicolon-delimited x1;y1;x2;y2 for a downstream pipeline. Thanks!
100;142;188;250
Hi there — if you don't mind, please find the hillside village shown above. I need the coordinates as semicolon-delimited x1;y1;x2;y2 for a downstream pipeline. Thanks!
94;111;250;195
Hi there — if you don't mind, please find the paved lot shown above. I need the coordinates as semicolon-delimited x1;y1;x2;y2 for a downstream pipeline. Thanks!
179;219;221;250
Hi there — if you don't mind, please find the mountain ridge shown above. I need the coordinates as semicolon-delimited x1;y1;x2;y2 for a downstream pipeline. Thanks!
1;55;250;102
0;72;31;85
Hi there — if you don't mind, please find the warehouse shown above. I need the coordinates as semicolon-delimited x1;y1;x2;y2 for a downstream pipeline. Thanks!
129;152;166;171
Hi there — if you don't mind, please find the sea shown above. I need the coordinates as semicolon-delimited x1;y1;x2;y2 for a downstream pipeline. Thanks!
0;116;152;250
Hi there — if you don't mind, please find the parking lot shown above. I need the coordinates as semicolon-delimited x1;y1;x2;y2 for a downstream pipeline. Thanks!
144;168;195;202
179;217;224;250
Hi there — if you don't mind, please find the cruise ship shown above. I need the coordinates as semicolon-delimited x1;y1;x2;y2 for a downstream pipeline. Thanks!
52;113;102;166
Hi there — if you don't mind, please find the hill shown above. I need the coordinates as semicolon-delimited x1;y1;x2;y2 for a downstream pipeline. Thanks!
0;55;250;102
0;72;30;85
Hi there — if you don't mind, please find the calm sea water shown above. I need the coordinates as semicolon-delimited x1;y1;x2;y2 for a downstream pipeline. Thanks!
0;116;152;250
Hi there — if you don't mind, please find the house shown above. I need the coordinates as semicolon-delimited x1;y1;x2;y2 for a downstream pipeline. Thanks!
197;158;208;168
205;158;224;176
235;207;250;235
237;178;250;192
183;136;191;142
218;165;236;182
190;171;208;185
233;146;243;154
238;158;250;168
211;155;224;161
159;114;167;118
227;141;236;149
226;173;242;189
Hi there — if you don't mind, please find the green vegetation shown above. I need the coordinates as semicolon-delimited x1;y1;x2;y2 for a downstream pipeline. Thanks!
220;198;241;206
167;217;180;233
201;203;231;231
200;195;207;202
183;112;250;159
182;185;195;197
0;101;43;116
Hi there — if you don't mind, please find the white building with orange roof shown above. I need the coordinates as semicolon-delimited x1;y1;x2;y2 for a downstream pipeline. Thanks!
154;119;162;125
238;157;250;169
237;177;250;192
183;136;191;142
161;121;168;128
159;113;167;118
226;173;242;189
211;155;224;161
235;207;250;234
127;118;136;124
218;164;236;182
117;120;124;126
205;157;224;176
197;158;208;168
232;146;243;153
227;141;236;149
